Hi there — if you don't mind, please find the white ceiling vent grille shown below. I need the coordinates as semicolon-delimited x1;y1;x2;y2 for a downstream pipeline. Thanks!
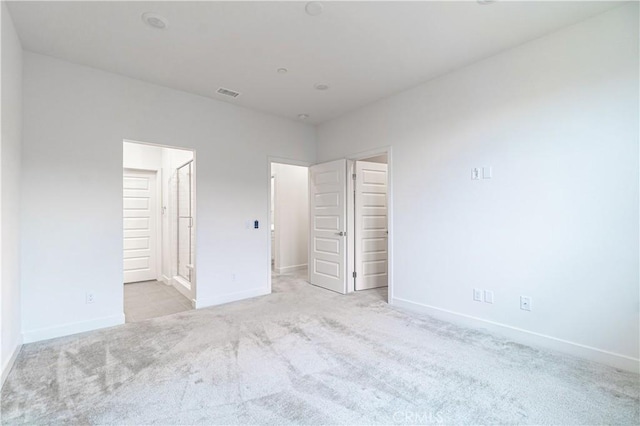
217;87;241;98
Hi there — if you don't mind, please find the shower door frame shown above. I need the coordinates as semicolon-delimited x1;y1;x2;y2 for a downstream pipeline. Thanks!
176;159;195;284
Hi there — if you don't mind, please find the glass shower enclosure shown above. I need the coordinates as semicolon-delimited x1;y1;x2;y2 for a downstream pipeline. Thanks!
176;160;194;283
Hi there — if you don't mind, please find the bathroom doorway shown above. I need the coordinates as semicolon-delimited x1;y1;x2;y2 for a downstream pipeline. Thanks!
123;140;196;322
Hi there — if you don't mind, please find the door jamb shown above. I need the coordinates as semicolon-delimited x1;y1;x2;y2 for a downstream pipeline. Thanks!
267;156;313;295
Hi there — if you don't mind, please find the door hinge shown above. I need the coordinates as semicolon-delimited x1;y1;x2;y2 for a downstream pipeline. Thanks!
352;271;357;278
352;173;356;180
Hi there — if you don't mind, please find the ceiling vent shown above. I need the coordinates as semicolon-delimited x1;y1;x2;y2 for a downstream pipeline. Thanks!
217;87;241;98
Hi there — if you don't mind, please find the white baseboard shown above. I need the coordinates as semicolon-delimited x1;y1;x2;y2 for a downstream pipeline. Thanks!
22;314;126;344
275;264;307;274
1;340;23;388
160;274;171;285
391;297;639;373
196;287;270;309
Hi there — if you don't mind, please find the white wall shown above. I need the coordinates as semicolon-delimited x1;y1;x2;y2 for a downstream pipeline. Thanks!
123;141;163;171
1;2;23;384
317;5;639;370
21;52;316;342
272;163;309;274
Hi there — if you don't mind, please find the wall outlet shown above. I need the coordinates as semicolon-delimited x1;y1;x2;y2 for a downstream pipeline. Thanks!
85;292;95;304
473;288;483;302
231;273;236;283
471;167;480;180
520;296;532;311
484;290;494;304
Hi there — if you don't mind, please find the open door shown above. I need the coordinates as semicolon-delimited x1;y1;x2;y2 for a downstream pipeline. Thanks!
354;161;388;290
309;159;347;294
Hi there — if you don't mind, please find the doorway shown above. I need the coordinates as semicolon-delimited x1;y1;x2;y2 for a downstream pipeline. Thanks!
270;162;310;282
122;140;197;322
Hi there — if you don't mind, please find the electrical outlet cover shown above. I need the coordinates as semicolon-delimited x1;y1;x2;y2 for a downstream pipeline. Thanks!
520;296;531;311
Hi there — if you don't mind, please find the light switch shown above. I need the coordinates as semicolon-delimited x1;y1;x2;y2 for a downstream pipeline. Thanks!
473;288;483;302
482;166;492;179
484;290;494;304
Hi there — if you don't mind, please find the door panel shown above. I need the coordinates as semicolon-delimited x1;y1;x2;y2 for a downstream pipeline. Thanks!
123;169;158;283
355;161;388;290
309;159;347;293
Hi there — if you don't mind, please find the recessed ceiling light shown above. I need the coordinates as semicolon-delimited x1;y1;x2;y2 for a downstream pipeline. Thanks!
314;83;329;91
298;114;309;120
277;68;288;74
305;2;324;16
142;12;168;29
477;0;496;5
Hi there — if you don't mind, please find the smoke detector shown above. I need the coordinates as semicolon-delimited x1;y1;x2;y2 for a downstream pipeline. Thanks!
305;2;324;16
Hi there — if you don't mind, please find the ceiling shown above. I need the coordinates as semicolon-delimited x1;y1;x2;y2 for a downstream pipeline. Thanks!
7;1;622;124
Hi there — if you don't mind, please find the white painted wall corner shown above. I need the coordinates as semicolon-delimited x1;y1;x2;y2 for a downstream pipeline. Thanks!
0;341;22;388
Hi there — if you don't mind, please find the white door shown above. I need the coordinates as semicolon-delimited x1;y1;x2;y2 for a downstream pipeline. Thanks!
123;169;158;283
354;161;388;290
309;159;347;293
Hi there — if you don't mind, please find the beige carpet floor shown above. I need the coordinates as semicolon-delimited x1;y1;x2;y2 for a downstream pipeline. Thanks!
1;271;638;424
